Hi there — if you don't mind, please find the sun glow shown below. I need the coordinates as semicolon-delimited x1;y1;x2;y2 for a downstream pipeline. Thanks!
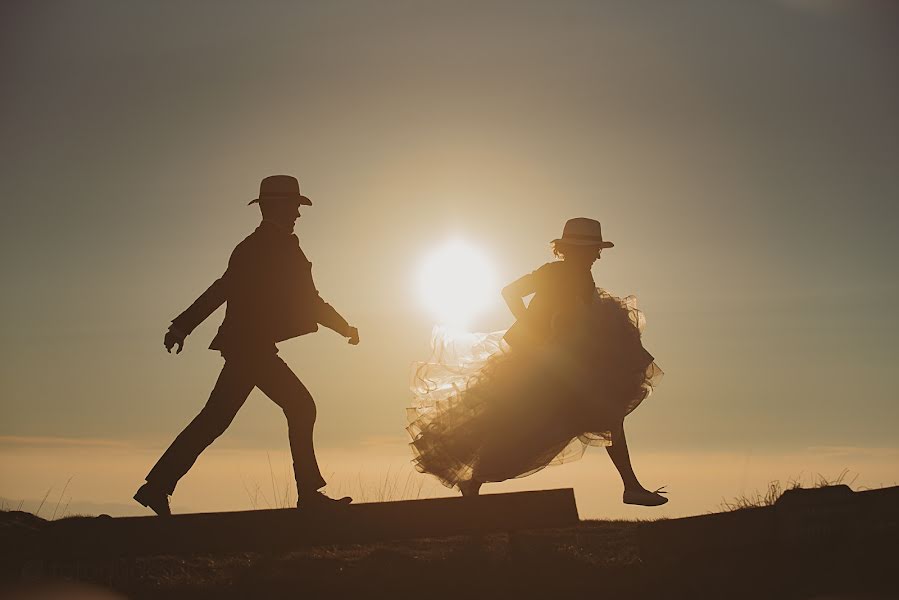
418;239;497;329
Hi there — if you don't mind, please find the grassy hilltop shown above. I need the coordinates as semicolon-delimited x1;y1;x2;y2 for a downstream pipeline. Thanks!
1;484;896;599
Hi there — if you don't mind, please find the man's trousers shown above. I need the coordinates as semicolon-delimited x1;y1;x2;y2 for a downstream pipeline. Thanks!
146;350;327;496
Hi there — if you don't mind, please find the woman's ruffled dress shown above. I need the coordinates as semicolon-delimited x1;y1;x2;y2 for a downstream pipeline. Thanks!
407;289;662;489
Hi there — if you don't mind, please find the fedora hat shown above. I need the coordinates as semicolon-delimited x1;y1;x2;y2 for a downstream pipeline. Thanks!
248;175;312;206
552;217;614;248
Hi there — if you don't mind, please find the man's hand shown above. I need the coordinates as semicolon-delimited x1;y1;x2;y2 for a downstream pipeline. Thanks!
164;327;186;354
346;326;360;346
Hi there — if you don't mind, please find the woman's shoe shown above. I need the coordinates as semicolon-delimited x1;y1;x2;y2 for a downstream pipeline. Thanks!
623;486;668;507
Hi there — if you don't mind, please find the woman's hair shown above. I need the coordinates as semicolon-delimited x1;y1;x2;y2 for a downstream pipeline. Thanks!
551;241;601;261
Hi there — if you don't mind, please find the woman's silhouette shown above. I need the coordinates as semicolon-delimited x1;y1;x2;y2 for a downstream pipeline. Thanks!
407;218;667;506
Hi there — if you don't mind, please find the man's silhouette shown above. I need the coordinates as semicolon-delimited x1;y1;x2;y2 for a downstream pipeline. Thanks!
135;175;359;515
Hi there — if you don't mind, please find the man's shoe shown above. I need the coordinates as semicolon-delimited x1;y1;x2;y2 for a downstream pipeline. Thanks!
297;491;352;510
134;483;172;516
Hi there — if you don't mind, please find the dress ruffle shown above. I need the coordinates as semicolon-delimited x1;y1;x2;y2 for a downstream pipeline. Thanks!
407;289;662;489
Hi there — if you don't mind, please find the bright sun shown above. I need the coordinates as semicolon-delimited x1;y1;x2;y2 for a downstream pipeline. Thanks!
418;239;496;328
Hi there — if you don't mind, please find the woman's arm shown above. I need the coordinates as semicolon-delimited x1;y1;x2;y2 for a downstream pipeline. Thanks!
501;272;536;321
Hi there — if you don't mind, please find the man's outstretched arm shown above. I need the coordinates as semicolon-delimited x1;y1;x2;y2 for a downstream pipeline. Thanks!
164;278;228;353
300;252;359;345
314;297;359;345
164;244;247;353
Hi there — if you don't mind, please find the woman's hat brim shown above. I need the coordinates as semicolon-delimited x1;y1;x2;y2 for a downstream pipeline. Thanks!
552;238;614;248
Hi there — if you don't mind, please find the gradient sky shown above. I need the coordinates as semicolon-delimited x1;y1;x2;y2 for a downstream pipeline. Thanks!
2;1;897;516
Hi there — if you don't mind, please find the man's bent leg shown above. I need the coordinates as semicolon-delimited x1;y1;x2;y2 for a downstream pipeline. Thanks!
145;357;256;494
254;355;327;495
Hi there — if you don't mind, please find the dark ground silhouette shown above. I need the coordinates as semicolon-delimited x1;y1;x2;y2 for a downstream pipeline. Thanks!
2;485;897;600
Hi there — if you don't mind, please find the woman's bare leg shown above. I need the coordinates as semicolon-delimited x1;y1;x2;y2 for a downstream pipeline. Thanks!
605;420;642;491
458;479;482;497
606;420;667;506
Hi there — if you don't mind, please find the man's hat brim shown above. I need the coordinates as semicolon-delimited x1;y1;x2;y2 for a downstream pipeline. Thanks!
552;237;614;248
248;194;312;206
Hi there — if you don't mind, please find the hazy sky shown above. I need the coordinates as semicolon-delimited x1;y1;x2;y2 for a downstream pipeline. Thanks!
2;1;897;515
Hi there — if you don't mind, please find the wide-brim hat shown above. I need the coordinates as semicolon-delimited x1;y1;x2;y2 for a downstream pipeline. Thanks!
552;217;614;248
248;175;312;206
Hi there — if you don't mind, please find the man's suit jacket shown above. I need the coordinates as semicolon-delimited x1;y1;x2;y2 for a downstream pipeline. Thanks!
171;221;349;353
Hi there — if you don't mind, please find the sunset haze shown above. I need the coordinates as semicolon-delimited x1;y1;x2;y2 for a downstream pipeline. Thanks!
2;1;897;518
